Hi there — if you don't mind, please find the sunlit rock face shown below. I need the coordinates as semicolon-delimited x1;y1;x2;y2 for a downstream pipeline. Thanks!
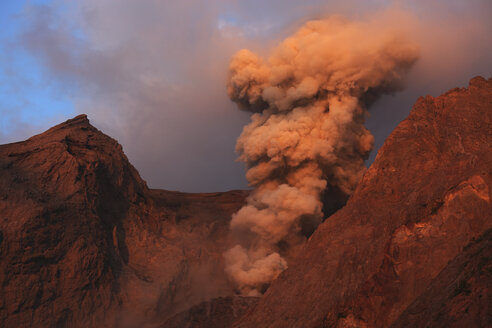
0;77;490;328
391;228;492;328
0;115;248;327
233;77;492;328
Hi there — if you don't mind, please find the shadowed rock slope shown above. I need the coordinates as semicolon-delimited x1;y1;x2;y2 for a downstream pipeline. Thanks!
161;296;259;328
1;77;491;328
233;76;492;328
0;115;247;327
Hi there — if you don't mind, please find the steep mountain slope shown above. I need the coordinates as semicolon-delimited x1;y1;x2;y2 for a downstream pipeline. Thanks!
0;115;247;327
391;228;492;328
233;76;492;328
161;296;259;328
1;77;490;328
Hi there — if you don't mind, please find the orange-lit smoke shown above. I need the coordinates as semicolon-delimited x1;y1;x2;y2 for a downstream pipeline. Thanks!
224;14;419;295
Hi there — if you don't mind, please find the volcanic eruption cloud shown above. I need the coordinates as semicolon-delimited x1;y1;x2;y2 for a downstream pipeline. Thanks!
224;14;420;295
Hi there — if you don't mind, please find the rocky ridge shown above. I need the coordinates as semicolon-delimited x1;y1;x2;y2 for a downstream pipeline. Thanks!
0;115;247;327
0;77;490;327
233;76;492;327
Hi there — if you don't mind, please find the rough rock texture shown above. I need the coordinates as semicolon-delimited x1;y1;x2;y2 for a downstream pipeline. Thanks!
1;77;491;328
233;76;492;327
162;296;259;328
391;228;492;328
0;115;247;327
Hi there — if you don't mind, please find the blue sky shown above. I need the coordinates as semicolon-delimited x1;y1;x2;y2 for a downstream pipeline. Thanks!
0;0;74;140
0;0;490;191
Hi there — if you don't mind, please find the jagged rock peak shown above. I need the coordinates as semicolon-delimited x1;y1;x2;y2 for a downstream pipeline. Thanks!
233;76;492;328
24;114;92;142
0;113;245;327
63;113;89;124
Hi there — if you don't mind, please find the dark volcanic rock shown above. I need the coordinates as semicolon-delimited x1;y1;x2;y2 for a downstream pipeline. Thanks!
162;296;259;328
233;77;492;328
0;115;247;327
1;77;491;328
391;228;492;328
0;115;143;327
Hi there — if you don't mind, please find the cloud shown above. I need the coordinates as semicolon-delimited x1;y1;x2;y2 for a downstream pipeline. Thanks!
1;0;489;193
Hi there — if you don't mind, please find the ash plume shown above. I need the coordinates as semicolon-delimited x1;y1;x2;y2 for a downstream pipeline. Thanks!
224;14;419;295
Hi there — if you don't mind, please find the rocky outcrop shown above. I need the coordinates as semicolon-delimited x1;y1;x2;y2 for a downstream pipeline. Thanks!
233;77;492;327
1;77;490;328
391;228;492;328
0;115;247;327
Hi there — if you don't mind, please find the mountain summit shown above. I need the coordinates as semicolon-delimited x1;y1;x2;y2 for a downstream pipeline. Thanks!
0;77;490;327
0;114;247;327
234;76;492;328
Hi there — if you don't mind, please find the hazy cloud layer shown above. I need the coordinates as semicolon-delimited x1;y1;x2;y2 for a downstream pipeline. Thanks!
2;0;491;191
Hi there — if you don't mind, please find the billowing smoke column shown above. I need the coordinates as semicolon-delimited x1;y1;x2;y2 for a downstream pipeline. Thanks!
224;15;419;295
